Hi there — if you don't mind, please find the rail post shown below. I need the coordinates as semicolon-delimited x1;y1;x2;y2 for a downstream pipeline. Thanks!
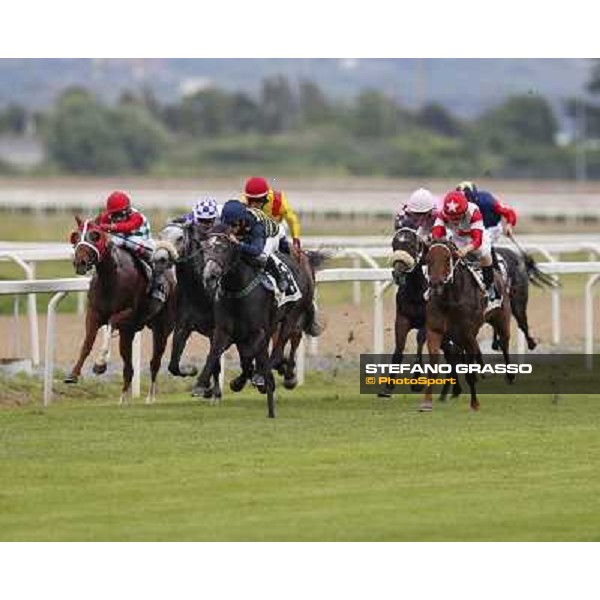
44;291;68;406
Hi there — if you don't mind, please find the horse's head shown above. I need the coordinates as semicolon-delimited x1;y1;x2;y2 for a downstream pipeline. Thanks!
70;216;109;275
202;224;238;298
389;221;423;285
426;239;458;296
153;222;184;273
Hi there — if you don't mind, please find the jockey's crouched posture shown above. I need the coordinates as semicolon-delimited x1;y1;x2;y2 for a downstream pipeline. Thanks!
96;191;166;314
394;188;439;240
432;190;501;309
220;199;294;293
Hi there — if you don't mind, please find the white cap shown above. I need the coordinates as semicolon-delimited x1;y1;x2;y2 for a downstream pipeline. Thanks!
406;188;437;214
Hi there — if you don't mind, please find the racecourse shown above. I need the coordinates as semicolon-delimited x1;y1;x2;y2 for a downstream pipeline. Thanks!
1;374;599;541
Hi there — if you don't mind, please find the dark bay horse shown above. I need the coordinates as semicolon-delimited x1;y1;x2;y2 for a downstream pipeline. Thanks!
65;217;176;403
422;238;513;412
387;222;461;401
153;221;222;399
195;225;322;418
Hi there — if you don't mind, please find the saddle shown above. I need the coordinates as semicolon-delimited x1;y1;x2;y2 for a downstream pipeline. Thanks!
262;253;302;308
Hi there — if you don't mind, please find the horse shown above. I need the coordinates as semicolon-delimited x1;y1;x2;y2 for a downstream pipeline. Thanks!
65;216;176;404
153;221;222;400
387;221;462;401
421;238;513;412
491;246;556;351
195;225;323;418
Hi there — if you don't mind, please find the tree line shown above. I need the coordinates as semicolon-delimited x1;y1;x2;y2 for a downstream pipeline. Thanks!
3;64;600;179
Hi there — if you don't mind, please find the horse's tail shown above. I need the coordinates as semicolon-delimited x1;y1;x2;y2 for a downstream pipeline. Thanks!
304;249;331;272
523;253;560;289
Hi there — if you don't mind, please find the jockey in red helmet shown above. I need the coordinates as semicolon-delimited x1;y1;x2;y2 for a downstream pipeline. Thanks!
96;191;167;311
242;177;302;254
432;190;501;308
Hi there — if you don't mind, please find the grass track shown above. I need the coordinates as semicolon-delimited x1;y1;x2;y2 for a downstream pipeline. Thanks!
1;375;599;541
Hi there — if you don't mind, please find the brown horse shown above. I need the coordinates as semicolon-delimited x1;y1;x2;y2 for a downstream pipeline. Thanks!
65;216;176;403
422;238;513;412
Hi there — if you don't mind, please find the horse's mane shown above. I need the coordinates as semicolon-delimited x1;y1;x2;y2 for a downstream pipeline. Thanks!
211;223;230;235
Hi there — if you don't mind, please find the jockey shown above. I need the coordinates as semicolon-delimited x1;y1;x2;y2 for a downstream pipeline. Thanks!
394;188;439;240
175;196;221;233
456;181;517;246
220;199;292;293
242;177;302;253
96;190;166;309
432;190;501;308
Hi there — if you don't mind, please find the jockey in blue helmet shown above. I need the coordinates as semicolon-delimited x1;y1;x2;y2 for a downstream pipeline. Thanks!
220;199;292;292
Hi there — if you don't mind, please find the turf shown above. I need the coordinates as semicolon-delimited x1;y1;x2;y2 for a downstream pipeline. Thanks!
1;373;599;541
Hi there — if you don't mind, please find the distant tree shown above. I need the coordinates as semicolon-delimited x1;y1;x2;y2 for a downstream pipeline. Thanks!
175;88;232;136
229;92;261;133
260;75;298;133
46;87;168;173
586;59;600;94
0;103;28;134
417;102;463;137
352;90;400;138
299;80;333;125
112;104;169;171
477;95;558;150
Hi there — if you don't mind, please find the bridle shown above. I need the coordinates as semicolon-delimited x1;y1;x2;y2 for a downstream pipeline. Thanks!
74;220;103;263
427;241;461;287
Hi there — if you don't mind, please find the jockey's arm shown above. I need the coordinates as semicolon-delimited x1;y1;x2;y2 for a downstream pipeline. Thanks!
105;211;144;234
431;218;446;239
238;221;266;257
492;198;517;227
279;192;301;241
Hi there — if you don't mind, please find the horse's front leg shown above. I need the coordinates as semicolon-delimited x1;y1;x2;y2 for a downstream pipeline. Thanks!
92;325;112;375
146;320;171;404
421;328;443;412
65;310;102;383
168;321;196;377
193;326;231;398
118;328;136;405
379;314;410;397
282;328;302;389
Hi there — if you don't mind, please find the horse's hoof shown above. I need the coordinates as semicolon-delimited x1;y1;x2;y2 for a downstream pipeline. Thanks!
275;363;286;376
283;376;297;390
230;377;247;393
491;341;500;351
191;385;209;397
92;363;107;375
470;402;480;412
202;387;214;399
64;374;78;384
418;401;433;412
452;388;462;399
180;365;198;377
527;339;538;350
506;374;516;385
377;392;392;398
252;374;266;391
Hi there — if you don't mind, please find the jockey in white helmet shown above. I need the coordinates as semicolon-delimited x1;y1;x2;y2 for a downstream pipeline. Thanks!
394;188;439;240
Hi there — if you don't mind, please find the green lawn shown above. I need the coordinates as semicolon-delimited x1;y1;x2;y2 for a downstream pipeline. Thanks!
1;373;599;541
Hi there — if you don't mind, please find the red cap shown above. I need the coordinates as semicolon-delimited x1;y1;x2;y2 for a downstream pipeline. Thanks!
442;191;468;218
106;191;131;214
244;177;269;198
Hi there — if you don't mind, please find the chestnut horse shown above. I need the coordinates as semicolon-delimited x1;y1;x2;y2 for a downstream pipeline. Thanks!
65;217;176;403
422;238;513;412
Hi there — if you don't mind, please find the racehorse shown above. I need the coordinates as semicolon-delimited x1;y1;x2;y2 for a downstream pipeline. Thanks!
153;221;222;400
65;216;176;403
388;221;462;401
492;246;556;351
422;238;513;412
195;224;324;418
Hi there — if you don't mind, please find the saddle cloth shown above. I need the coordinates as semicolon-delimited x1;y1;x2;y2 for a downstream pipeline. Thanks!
260;270;302;308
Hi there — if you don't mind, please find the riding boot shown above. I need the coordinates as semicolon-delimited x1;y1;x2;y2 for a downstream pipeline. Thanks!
482;265;499;302
266;255;290;293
